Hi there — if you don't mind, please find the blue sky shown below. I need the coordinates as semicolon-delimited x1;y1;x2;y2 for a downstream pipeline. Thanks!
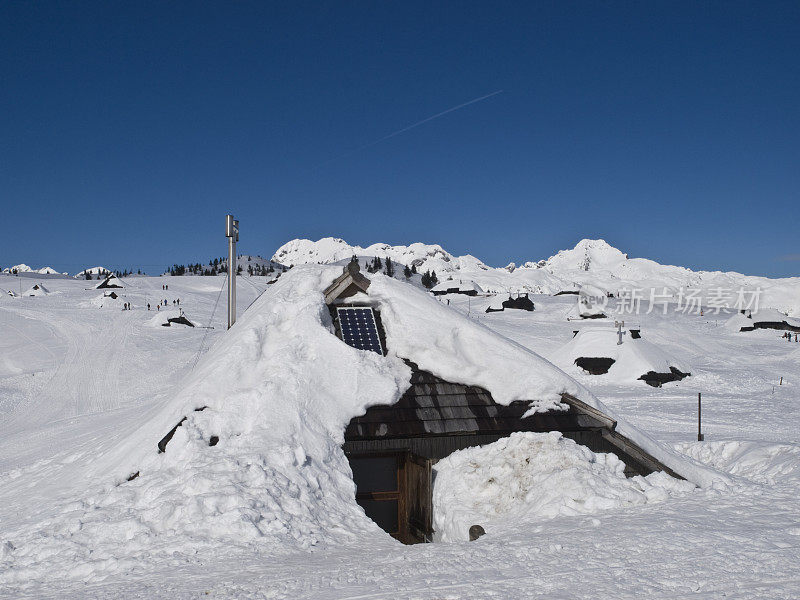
1;1;798;276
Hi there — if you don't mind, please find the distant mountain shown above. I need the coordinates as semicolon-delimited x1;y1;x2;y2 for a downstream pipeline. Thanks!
271;237;800;315
2;264;66;275
272;238;489;274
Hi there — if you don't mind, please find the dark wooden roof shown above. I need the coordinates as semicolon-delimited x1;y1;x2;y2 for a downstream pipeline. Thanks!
344;362;683;479
345;362;607;440
324;260;371;304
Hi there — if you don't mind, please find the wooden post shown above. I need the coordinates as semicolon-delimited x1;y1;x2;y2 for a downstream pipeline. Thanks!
697;392;704;441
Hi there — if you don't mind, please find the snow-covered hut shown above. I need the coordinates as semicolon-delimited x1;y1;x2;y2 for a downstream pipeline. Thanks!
430;279;483;296
96;274;123;289
109;262;722;552
726;309;800;333
485;293;535;313
553;327;691;387
24;284;50;297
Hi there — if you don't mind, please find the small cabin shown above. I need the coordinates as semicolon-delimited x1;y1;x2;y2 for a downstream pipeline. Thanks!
324;262;683;544
430;280;483;297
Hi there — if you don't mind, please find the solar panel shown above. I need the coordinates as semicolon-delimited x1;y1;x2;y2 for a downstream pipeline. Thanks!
337;307;384;355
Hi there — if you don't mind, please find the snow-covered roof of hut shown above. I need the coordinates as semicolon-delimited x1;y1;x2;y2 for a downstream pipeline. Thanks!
430;279;484;294
750;308;800;328
724;313;754;332
552;327;691;383
24;283;50;296
95;274;123;289
57;264;724;561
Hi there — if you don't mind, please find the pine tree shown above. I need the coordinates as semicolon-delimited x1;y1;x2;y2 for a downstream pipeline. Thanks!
384;258;395;277
403;265;412;278
430;270;439;287
411;264;417;274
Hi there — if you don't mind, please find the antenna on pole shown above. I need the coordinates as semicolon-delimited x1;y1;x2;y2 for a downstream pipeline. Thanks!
225;214;239;329
615;320;625;345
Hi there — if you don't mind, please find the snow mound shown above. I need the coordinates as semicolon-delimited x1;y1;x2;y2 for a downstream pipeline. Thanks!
675;441;800;485
23;284;50;297
432;432;696;542
552;327;691;382
87;293;121;308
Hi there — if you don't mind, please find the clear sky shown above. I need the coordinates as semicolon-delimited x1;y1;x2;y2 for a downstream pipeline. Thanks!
1;1;798;276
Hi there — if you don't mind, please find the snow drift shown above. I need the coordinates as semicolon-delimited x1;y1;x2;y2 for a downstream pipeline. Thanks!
433;432;696;542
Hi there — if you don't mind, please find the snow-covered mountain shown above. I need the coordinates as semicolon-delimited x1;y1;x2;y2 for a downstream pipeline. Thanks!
272;238;489;274
74;266;112;278
272;237;800;315
2;264;66;275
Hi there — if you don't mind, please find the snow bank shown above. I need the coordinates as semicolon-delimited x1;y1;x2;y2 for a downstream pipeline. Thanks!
675;441;800;486
432;432;696;542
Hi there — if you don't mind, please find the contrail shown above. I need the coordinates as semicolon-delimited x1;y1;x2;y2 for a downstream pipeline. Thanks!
314;90;503;169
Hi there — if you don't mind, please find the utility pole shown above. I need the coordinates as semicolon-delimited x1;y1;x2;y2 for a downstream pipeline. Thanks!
697;392;704;441
225;214;239;329
615;320;625;345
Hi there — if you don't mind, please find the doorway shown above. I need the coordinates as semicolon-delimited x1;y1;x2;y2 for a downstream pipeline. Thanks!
347;451;432;544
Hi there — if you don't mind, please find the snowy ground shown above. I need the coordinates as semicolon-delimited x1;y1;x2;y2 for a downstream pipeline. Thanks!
1;273;799;598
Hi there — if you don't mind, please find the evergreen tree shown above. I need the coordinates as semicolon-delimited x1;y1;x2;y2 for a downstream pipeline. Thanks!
411;264;417;274
403;264;412;278
384;257;395;277
430;270;439;287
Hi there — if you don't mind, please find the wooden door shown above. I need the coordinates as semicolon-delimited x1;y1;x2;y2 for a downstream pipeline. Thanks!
404;453;432;543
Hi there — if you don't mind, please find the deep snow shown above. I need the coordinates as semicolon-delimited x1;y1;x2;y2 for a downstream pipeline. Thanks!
0;252;799;599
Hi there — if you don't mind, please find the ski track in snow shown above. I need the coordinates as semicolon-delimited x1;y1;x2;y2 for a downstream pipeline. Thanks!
1;272;799;598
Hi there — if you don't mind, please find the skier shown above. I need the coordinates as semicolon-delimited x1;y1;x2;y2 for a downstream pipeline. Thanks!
147;303;150;311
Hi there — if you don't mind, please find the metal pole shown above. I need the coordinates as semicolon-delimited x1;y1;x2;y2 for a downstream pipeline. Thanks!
697;392;704;441
225;215;238;329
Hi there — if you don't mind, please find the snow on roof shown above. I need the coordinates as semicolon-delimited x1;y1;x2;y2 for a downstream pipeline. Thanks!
20;265;723;570
430;279;484;293
552;327;691;381
24;283;50;296
724;313;754;332
95;274;123;288
750;308;800;328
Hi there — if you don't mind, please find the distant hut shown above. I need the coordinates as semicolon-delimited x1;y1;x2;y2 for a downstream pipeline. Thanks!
726;309;800;333
553;327;691;387
96;274;123;289
24;283;50;297
430;279;483;297
485;293;535;313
